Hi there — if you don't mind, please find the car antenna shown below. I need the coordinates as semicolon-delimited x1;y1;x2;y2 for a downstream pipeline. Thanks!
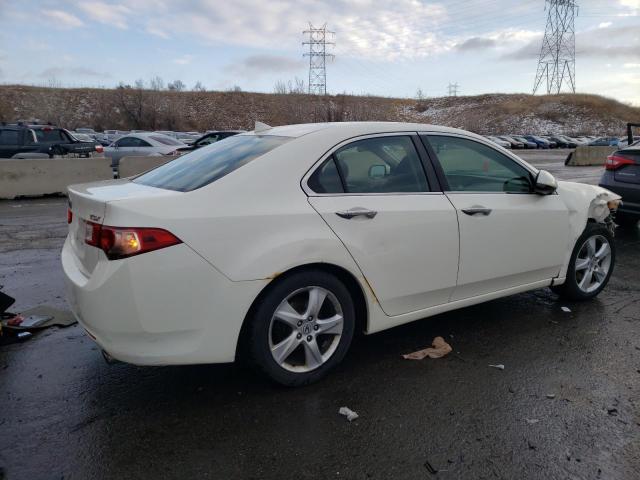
254;121;272;133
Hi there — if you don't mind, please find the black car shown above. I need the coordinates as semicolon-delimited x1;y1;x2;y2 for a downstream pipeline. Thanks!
177;130;244;152
548;135;577;149
0;123;102;158
599;143;640;227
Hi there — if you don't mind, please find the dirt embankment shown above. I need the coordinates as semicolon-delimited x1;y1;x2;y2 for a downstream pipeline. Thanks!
0;85;637;136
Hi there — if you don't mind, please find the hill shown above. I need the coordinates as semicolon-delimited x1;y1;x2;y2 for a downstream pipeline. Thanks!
0;85;637;136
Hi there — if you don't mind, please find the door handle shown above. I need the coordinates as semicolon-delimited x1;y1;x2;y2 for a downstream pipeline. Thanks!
335;208;378;220
462;206;492;216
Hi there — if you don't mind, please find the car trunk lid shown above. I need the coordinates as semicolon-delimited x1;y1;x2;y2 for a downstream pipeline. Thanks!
612;149;640;185
67;179;181;275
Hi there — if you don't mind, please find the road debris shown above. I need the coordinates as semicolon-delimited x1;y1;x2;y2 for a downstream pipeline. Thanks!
402;336;452;360
546;394;556;399
424;460;438;474
338;407;359;422
561;306;572;313
489;364;505;370
525;418;540;424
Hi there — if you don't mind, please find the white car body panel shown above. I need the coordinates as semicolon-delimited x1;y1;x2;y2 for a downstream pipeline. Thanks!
446;192;569;300
308;194;459;316
62;121;620;365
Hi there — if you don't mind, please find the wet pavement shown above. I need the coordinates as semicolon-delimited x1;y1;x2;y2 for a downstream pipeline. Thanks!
1;159;639;480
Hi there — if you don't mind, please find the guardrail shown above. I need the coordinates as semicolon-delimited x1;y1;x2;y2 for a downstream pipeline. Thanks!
117;155;177;178
0;157;113;199
565;146;617;166
0;155;180;199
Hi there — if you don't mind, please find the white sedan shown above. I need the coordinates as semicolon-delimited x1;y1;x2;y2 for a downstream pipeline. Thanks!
63;122;621;385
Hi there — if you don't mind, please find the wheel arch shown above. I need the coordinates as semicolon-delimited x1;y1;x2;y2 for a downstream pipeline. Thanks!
235;262;369;361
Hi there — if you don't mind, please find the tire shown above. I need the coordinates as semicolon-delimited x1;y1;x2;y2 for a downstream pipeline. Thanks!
551;222;615;301
244;270;355;386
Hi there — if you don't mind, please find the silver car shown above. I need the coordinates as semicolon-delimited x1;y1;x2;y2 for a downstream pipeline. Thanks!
103;132;186;167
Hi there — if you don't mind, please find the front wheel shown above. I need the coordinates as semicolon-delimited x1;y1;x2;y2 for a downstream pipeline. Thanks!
552;223;615;301
245;271;355;386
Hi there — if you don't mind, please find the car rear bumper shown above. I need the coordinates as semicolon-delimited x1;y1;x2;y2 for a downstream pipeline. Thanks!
599;173;640;217
62;235;268;365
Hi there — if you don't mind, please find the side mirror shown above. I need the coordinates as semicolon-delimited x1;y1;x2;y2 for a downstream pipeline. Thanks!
534;170;557;195
368;164;387;179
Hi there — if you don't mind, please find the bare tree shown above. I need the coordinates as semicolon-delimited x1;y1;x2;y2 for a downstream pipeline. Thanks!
168;80;186;92
149;76;164;91
193;81;206;92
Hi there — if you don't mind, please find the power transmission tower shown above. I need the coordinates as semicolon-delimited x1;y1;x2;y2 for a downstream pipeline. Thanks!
447;82;459;97
303;23;334;95
533;0;578;94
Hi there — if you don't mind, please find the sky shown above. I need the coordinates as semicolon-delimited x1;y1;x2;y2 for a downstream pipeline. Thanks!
0;0;638;104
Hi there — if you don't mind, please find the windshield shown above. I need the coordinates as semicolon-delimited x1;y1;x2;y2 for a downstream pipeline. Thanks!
134;134;291;191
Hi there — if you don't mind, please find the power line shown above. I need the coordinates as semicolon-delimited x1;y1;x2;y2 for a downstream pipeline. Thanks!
533;0;579;94
447;82;460;97
303;23;334;95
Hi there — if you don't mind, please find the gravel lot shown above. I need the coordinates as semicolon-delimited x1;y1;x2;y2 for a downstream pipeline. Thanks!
1;154;638;480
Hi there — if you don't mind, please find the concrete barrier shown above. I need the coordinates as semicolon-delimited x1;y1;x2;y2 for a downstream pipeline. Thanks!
0;157;112;199
118;155;178;178
565;146;617;166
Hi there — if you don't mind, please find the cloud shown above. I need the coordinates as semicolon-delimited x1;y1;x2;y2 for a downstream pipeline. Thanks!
38;67;111;78
619;0;640;9
501;25;640;62
226;54;305;76
77;1;130;29
455;37;497;52
43;10;84;29
598;22;612;28
173;54;194;65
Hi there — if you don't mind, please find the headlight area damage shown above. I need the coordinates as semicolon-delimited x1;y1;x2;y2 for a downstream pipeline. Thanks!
554;181;622;282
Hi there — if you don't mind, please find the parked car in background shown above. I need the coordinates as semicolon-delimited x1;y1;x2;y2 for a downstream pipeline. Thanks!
512;136;537;149
175;132;198;145
75;128;97;135
589;137;619;147
103;132;185;168
523;135;551;149
548;136;577;149
178;130;245;152
63;121;621;386
600;143;640;228
0;123;103;158
103;130;129;143
618;136;640;148
498;135;525;149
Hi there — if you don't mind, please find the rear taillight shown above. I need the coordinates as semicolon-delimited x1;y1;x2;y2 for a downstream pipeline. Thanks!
95;145;104;154
84;221;181;260
605;154;635;170
67;208;73;224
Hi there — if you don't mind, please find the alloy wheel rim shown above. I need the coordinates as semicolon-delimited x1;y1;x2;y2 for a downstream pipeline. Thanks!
575;234;612;293
268;286;344;373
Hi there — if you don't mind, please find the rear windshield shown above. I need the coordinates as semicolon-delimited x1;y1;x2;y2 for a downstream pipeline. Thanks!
134;135;290;191
150;135;183;146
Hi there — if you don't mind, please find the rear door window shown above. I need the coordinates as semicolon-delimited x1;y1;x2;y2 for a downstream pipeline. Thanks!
0;129;19;145
134;135;290;191
34;129;67;142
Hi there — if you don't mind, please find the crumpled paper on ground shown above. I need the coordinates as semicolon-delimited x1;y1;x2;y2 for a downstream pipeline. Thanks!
339;406;359;422
402;336;452;360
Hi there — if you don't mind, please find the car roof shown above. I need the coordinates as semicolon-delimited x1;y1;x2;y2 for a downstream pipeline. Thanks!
241;121;479;140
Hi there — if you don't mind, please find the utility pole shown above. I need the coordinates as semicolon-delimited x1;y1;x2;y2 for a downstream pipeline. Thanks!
533;0;578;94
447;82;459;97
303;23;334;95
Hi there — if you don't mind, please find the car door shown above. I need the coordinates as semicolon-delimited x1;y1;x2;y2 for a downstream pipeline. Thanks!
0;128;21;158
421;134;570;301
306;134;459;316
110;136;138;163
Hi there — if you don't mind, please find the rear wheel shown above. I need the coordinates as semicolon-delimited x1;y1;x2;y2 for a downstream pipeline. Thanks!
552;223;615;301
245;271;355;386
